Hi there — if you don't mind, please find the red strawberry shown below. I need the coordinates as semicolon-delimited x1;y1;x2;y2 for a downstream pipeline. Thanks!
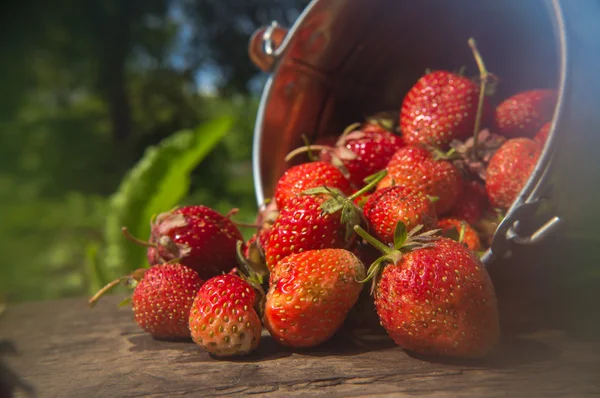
485;138;541;210
131;263;204;339
363;185;437;244
320;122;405;188
378;145;464;215
449;180;488;224
264;193;348;271
355;223;500;358
274;161;353;209
122;205;243;281
400;70;489;148
266;169;389;271
494;89;557;138
534;121;551;145
189;271;262;357
264;248;365;348
438;217;482;251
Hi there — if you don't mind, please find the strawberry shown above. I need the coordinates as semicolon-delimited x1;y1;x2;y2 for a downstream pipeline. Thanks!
130;263;205;339
264;193;348;272
264;248;365;348
189;271;262;357
378;145;464;215
534;121;551;145
363;185;437;244
320;122;405;188
485;138;541;210
274;161;353;209
400;70;490;148
265;170;389;271
122;205;243;281
355;223;500;358
494;89;557;138
449;180;488;225
438;217;482;251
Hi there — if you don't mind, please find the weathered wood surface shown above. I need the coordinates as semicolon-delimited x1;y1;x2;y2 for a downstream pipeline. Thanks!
1;295;599;398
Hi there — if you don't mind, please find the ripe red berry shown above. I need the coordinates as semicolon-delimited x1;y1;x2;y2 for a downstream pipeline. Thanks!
363;185;437;244
354;223;499;359
400;70;489;148
274;161;353;209
131;263;204;339
144;206;243;280
485;138;541;210
378;145;464;215
264;249;365;348
321;123;405;188
494;89;557;138
189;272;262;357
264;194;349;271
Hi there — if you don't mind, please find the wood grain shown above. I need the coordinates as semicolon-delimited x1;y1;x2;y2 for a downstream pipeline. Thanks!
0;295;599;397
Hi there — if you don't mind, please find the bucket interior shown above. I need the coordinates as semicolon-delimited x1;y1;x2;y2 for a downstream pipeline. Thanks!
255;0;561;203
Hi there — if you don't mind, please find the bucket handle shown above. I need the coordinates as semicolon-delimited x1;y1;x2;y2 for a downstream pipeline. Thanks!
248;21;289;73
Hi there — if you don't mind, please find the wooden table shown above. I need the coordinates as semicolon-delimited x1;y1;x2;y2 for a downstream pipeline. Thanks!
1;295;599;397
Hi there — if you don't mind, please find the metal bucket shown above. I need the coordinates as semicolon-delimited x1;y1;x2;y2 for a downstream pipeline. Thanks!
248;0;568;267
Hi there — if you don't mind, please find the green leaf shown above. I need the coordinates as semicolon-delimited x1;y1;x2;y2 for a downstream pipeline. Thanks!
118;297;132;308
103;117;233;281
393;222;408;249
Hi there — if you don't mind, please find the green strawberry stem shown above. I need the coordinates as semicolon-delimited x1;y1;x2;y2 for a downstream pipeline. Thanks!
303;169;387;202
348;170;388;200
468;37;489;160
224;208;240;219
300;134;318;162
340;122;362;137
353;225;394;256
459;222;467;243
353;222;440;292
121;226;157;248
284;145;331;162
88;268;146;307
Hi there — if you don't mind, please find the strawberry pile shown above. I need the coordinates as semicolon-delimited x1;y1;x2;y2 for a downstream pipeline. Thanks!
89;37;556;360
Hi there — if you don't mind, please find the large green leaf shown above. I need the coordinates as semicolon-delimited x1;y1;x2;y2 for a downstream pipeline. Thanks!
103;117;233;281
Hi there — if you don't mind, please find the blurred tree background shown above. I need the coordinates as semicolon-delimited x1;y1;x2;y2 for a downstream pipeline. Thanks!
0;0;309;303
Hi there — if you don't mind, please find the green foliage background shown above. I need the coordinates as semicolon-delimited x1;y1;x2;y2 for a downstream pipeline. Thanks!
0;0;309;303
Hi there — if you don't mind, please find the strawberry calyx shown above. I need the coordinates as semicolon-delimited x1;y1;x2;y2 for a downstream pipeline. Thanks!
235;240;268;285
427;145;460;162
121;226;157;249
449;129;507;181
353;222;440;294
302;169;388;240
88;268;147;307
234;241;267;317
122;212;192;262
